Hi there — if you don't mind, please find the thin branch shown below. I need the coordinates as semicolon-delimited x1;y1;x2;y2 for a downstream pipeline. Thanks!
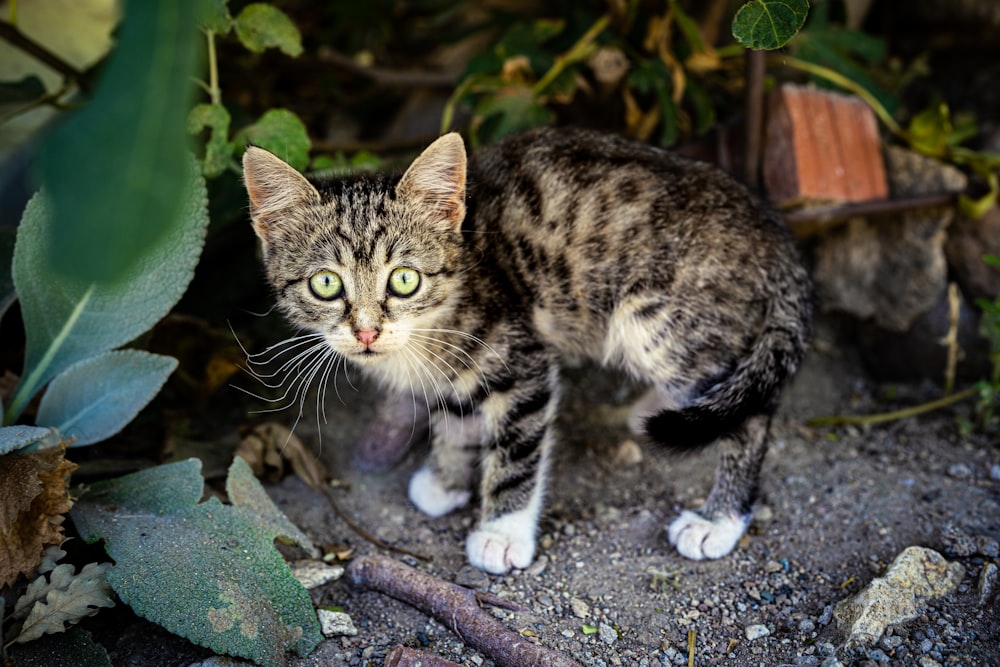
782;192;958;238
318;484;429;562
347;555;583;667
318;47;459;90
806;385;978;428
384;645;463;667
743;49;766;188
0;19;90;94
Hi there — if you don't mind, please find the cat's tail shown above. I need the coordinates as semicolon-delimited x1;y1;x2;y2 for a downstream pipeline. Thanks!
644;309;810;451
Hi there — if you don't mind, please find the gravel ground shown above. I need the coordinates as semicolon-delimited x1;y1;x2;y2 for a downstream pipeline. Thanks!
103;319;999;666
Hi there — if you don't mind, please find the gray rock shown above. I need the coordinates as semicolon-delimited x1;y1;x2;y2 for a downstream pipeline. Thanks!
978;562;998;607
318;609;358;637
834;546;965;648
454;564;491;590
744;623;770;641
814;147;965;333
289;560;345;590
598;622;617;645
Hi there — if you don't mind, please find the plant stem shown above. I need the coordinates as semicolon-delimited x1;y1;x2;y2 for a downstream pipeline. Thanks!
0;20;90;94
773;55;902;136
206;29;221;105
533;14;610;96
4;285;95;425
806;386;978;428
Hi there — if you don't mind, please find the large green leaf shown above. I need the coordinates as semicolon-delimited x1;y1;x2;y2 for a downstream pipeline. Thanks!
6;158;207;424
732;0;809;50
38;0;202;285
36;350;178;447
70;458;322;666
235;108;311;172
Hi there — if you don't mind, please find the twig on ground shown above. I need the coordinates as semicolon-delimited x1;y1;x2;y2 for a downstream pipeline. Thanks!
347;554;583;667
384;645;463;667
743;49;766;188
942;282;962;395
318;485;429;562
782;192;957;238
807;385;978;428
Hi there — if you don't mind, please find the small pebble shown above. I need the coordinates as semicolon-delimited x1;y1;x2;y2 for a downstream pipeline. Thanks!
455;565;491;590
318;609;358;637
920;638;934;653
880;635;903;651
990;463;1000;481
570;597;591;618
918;658;943;667
947;463;972;478
525;555;549;577
798;619;816;633
289;560;344;590
744;623;770;640
978;562;998;606
598;622;618;645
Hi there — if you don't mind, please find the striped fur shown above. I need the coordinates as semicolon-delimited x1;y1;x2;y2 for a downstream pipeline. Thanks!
243;127;812;573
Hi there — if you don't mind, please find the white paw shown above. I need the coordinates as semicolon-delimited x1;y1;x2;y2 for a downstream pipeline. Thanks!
407;467;470;518
466;510;537;574
667;510;749;560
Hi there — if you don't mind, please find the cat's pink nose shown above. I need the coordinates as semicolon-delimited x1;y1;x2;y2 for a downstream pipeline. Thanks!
355;328;380;347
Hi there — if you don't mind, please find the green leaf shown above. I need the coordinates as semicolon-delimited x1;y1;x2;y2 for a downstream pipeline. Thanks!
582;624;598;635
234;3;303;57
6;157;207;424
235;108;311;171
202;0;233;34
473;85;554;146
36;350;178;447
732;0;809;50
908;103;952;157
188;103;235;177
70;458;322;666
38;0;202;285
0;426;62;455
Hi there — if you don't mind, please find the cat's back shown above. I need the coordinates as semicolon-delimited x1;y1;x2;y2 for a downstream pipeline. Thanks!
467;128;809;354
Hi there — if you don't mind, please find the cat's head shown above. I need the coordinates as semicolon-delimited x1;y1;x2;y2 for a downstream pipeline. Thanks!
242;134;468;377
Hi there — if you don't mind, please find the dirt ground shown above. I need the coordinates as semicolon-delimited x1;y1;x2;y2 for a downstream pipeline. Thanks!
257;315;998;667
98;316;999;667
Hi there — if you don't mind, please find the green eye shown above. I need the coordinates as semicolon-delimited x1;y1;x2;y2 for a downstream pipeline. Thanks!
388;267;420;297
308;270;343;300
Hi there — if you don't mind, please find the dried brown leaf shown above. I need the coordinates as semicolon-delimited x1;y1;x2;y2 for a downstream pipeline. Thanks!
236;422;326;490
0;446;77;586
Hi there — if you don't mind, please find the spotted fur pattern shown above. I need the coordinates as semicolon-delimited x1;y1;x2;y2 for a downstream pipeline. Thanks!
243;127;812;574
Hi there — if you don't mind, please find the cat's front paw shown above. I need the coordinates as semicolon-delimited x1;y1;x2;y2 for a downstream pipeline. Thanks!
408;467;471;517
667;510;749;560
466;511;537;574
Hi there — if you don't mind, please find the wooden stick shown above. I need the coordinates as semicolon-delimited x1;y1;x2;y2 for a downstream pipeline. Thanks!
384;645;463;667
348;555;583;667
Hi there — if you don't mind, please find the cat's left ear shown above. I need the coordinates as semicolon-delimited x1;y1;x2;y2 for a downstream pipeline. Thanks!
242;146;322;250
397;133;467;231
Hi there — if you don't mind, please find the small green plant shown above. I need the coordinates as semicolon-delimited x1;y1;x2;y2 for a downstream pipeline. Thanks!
972;255;1000;432
188;0;311;176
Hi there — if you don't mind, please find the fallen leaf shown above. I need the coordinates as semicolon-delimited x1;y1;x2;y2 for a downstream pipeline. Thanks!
13;562;115;643
236;422;327;489
0;445;77;586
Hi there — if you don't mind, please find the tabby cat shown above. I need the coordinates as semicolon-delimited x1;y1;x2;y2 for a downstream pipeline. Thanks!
243;127;812;574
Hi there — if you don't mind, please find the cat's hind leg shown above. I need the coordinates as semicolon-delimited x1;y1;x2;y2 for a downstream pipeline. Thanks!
668;413;770;560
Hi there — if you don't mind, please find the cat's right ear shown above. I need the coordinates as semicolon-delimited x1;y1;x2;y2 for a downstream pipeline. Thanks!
242;147;321;250
396;133;467;232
